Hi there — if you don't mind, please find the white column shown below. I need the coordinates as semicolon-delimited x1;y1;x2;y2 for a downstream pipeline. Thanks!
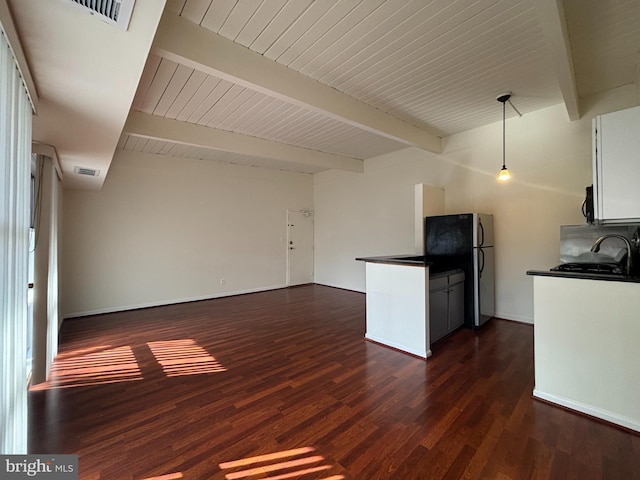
414;184;445;254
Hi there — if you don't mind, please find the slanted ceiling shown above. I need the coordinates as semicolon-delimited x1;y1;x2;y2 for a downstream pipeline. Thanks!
124;0;560;176
122;0;640;179
8;0;640;187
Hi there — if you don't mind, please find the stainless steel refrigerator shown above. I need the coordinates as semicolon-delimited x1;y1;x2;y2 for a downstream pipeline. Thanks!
424;213;495;327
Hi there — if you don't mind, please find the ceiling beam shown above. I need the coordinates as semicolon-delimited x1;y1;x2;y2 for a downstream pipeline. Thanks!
124;111;364;173
151;11;442;154
534;0;580;120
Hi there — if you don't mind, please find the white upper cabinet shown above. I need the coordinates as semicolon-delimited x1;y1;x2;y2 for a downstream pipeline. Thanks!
592;105;640;222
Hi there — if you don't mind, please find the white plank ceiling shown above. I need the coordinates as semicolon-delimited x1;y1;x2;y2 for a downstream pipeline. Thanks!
117;0;640;176
564;0;640;98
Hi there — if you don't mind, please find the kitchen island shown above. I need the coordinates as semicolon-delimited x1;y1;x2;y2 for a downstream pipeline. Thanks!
356;255;433;359
527;270;640;432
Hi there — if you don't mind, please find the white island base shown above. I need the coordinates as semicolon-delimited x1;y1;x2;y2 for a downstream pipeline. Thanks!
364;261;431;359
532;275;640;433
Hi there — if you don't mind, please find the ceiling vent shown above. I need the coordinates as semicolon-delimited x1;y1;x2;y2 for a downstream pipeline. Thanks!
74;166;100;177
65;0;135;30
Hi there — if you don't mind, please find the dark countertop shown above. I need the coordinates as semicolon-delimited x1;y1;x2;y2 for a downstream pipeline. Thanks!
355;254;431;267
526;269;640;283
355;255;465;277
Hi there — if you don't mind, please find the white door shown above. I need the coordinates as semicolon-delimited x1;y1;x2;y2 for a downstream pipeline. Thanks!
287;210;314;286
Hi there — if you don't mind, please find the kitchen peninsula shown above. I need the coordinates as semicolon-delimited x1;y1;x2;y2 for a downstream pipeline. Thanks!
356;255;432;359
527;269;640;433
353;185;448;359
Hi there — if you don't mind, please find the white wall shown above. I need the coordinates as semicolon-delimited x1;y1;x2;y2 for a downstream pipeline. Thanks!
62;150;313;317
62;98;633;322
314;104;592;323
314;150;430;290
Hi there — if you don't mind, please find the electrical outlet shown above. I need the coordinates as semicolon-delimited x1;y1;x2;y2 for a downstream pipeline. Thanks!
220;278;226;285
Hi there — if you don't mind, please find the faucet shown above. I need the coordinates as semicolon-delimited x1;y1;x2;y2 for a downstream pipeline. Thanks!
590;234;634;276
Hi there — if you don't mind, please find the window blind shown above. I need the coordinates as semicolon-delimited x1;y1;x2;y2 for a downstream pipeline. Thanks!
0;25;33;454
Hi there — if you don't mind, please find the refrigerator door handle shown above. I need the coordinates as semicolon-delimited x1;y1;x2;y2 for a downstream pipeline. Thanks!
479;247;485;276
479;219;485;247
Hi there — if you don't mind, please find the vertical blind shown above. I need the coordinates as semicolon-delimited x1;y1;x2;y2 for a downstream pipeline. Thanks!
30;153;62;386
46;161;61;380
0;25;33;454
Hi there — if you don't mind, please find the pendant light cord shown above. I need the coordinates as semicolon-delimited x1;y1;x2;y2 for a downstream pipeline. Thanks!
496;92;513;180
502;100;506;169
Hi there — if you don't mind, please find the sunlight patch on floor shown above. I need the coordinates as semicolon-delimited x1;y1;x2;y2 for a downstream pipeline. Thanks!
147;339;226;377
29;345;143;390
218;446;344;480
139;472;183;480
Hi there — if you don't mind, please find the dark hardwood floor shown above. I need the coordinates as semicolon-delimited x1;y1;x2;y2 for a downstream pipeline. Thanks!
29;285;640;479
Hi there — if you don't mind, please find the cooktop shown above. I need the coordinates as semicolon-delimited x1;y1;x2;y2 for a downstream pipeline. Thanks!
551;262;624;275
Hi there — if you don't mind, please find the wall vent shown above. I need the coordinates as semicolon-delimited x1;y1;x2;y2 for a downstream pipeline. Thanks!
65;0;135;30
74;166;100;177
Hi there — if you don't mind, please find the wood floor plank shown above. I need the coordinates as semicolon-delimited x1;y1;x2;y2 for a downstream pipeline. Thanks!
28;285;640;479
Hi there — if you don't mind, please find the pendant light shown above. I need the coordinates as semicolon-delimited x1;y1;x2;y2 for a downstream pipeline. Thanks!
496;93;511;181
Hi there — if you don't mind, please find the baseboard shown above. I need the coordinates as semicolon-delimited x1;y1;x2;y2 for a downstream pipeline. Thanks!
313;282;365;294
492;317;534;327
365;333;428;359
533;388;640;434
64;284;288;319
493;311;533;324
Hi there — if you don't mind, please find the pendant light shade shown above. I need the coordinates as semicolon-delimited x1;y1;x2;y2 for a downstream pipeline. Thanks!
497;93;511;181
497;165;511;181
